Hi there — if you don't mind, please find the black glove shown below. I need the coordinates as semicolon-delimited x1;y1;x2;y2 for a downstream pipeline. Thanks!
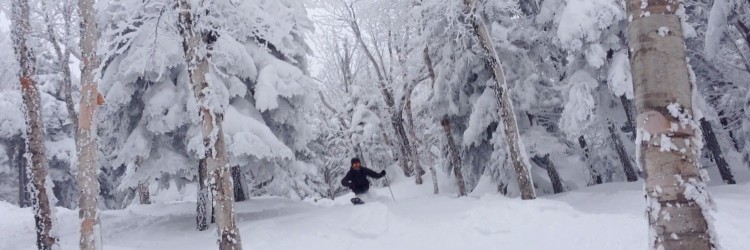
380;170;386;175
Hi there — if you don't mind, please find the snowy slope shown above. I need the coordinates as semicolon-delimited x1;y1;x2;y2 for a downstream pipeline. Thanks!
2;181;749;250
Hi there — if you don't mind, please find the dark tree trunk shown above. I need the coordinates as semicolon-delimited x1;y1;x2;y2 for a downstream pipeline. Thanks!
620;95;637;140
609;124;639;182
197;158;210;231
138;182;151;204
231;166;247;202
578;135;601;185
531;154;564;194
441;117;467;196
14;137;31;207
700;119;735;184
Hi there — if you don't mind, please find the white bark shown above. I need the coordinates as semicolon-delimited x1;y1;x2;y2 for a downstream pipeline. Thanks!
176;1;242;248
76;0;103;247
626;1;716;249
462;0;536;200
11;0;59;248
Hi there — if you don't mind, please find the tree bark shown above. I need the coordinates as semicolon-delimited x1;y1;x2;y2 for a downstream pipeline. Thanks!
176;1;242;248
197;158;210;231
441;117;467;196
700;119;735;184
404;90;425;184
14;136;31;207
627;1;715;248
578;135;601;185
531;154;563;194
138;182;151;205
76;0;103;247
620;95;637;140
11;0;58;247
463;0;536;200
231;166;247;202
609;124;639;182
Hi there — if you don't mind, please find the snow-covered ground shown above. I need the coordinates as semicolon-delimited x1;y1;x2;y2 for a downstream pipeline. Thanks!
2;180;749;250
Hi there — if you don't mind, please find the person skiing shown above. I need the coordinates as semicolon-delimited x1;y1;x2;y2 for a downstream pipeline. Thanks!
341;157;386;204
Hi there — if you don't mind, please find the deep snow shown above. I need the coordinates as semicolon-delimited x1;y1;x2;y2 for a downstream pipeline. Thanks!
2;180;749;250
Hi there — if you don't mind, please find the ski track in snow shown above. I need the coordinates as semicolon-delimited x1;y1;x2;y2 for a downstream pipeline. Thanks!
2;181;749;250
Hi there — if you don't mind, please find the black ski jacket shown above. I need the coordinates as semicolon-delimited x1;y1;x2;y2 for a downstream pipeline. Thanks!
341;166;385;194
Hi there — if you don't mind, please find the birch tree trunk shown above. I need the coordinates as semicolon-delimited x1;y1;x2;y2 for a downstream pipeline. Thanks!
77;0;103;247
176;1;242;248
627;1;716;248
423;46;440;194
441;117;467;196
700;119;735;184
463;0;535;200
11;0;58;248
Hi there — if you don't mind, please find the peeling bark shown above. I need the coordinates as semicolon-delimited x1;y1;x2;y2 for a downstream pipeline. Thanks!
176;1;242;248
11;0;58;247
627;1;715;248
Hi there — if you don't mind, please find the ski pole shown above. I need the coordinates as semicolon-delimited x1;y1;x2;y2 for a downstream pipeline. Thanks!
385;175;395;201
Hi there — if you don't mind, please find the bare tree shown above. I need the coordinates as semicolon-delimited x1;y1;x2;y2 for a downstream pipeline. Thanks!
462;0;536;200
626;0;716;249
176;0;242;248
10;0;59;248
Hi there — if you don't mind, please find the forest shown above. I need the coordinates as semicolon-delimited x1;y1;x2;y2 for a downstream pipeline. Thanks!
1;0;749;249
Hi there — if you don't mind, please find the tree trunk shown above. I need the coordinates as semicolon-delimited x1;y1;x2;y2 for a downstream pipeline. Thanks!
531;154;563;194
14;136;31;207
177;1;242;248
627;1;715;248
620;95;637;140
578;135;601;185
11;0;58;247
231;166;247;202
441;117;467;196
609;124;639;182
700;119;735;184
197;158;210;231
405;93;424;184
76;0;103;247
463;0;535;200
138;182;151;205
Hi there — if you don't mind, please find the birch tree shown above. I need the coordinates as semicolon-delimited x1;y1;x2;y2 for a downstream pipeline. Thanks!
10;0;59;248
626;0;716;248
176;0;242;248
77;0;104;247
462;0;535;200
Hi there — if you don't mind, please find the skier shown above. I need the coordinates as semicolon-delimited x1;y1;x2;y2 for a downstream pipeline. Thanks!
341;157;386;205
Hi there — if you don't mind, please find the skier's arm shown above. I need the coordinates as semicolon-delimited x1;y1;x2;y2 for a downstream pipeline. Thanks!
341;172;352;187
364;167;385;179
